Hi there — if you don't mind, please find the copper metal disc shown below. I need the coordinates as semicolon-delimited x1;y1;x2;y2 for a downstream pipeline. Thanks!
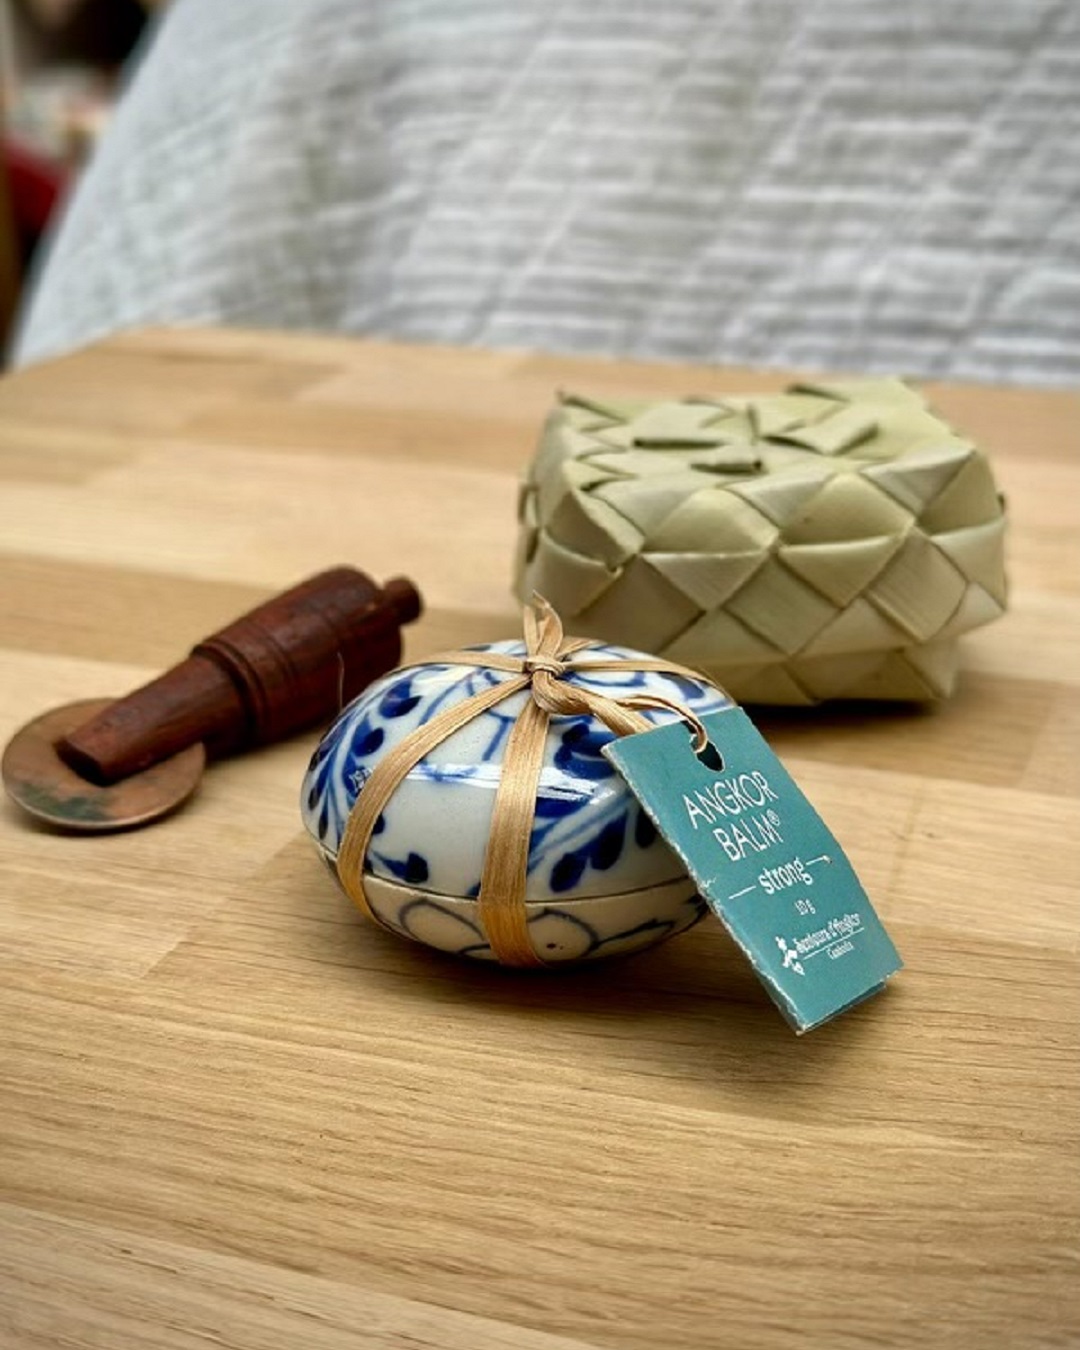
2;698;205;833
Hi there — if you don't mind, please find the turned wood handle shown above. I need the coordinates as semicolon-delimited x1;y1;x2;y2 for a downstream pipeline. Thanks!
58;568;422;785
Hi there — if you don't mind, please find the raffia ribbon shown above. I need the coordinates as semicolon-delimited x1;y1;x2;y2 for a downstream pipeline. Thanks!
335;596;714;967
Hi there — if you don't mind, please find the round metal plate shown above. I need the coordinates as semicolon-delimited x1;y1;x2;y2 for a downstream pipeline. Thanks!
2;698;205;833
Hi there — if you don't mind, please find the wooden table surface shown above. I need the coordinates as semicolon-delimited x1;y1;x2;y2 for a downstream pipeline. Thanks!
0;327;1077;1350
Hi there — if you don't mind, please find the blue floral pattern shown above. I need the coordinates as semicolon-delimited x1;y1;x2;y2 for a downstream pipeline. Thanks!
301;640;729;912
358;873;710;963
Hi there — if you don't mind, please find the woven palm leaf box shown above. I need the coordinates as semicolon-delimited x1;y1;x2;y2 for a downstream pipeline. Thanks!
514;379;1006;704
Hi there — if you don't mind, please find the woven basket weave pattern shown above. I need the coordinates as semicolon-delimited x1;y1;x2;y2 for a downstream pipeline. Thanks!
514;380;1007;704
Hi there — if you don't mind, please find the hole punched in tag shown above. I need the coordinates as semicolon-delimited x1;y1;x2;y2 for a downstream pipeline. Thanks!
695;737;725;772
2;567;422;833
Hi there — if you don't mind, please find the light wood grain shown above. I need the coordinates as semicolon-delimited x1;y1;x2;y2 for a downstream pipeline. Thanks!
1;327;1077;1350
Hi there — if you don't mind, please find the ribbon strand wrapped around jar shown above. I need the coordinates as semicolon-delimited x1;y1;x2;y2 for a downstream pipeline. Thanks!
302;597;731;966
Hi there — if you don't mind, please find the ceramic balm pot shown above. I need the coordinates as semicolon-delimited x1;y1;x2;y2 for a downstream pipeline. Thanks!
301;626;730;965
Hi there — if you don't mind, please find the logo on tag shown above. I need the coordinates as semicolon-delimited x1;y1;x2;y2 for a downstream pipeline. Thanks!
604;708;902;1032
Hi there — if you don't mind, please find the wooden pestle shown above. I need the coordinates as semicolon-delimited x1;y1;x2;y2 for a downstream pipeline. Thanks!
58;568;421;786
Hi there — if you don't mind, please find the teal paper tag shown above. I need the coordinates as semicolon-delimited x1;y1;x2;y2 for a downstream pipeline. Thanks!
604;707;902;1033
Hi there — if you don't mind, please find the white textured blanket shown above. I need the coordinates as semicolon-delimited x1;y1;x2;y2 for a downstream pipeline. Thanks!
15;0;1080;385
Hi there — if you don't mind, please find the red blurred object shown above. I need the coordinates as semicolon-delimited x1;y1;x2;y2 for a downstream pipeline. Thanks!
4;137;69;236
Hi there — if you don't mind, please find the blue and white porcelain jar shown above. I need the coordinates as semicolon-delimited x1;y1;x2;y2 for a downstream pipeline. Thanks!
301;639;729;964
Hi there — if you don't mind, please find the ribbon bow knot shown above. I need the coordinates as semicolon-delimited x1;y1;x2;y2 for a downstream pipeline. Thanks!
336;596;713;967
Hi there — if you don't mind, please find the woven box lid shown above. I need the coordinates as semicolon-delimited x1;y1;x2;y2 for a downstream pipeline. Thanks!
513;379;1007;704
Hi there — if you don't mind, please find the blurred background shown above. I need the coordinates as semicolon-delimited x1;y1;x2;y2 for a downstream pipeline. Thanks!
0;0;154;344
2;0;1078;384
